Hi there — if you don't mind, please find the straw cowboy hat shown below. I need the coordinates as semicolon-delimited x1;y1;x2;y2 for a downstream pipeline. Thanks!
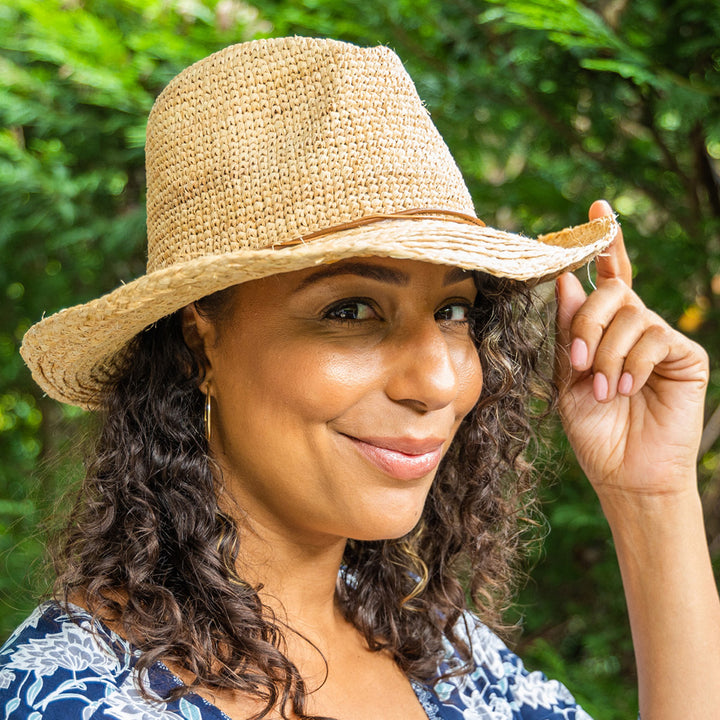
21;36;618;409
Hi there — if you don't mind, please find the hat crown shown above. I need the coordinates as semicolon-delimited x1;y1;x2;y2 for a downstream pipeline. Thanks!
144;37;474;272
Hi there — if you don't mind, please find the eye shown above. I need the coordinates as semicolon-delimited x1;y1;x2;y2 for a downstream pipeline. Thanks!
323;299;378;322
435;302;471;323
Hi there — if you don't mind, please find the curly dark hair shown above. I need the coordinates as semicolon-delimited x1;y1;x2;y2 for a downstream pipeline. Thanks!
52;272;554;720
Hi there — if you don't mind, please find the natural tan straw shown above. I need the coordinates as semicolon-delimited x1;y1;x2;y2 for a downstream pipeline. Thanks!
21;36;619;409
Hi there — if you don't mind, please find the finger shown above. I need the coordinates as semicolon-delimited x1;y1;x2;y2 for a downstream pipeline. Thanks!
555;271;587;348
588;303;647;402
589;200;632;288
568;278;641;373
555;271;587;387
617;321;676;396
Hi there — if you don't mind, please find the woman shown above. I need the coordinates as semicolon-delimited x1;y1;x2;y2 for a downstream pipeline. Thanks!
1;37;718;720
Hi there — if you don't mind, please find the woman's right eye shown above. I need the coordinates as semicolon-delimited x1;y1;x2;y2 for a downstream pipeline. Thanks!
322;300;378;322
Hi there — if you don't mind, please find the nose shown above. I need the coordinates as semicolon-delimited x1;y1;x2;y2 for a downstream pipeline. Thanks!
384;319;469;413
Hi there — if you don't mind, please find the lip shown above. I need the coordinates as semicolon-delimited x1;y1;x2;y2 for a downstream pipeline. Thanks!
342;434;446;481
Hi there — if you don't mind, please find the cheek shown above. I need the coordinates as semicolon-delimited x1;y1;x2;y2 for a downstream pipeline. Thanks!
279;338;483;423
257;344;387;422
454;342;484;417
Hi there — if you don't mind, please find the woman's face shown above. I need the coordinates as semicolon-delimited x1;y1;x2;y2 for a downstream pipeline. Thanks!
189;257;483;546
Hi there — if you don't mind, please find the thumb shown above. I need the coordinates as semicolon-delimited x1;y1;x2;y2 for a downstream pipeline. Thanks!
555;270;587;388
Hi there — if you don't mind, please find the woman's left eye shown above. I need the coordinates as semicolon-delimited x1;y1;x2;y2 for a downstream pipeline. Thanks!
435;303;471;323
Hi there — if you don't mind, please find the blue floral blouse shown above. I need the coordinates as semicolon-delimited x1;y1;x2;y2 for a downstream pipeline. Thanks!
0;603;592;719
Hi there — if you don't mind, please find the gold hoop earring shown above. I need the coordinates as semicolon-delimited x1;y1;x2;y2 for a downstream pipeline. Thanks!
204;387;212;443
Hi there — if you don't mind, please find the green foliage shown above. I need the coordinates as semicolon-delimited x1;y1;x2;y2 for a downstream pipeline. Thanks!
0;0;271;635
1;2;719;717
513;449;639;719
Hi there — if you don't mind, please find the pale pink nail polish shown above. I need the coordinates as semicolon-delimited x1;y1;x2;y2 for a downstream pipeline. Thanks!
618;372;633;395
593;372;608;401
570;338;588;368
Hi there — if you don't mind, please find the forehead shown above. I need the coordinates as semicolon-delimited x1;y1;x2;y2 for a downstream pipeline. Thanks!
251;257;474;293
293;258;473;289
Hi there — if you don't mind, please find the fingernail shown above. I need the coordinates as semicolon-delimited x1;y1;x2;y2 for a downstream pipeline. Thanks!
570;338;588;369
593;372;608;402
618;372;633;395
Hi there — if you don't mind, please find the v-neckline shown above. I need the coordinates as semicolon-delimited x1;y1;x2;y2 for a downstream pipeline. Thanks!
61;601;442;720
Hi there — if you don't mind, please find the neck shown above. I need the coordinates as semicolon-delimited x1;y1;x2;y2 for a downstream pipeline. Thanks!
234;515;362;687
235;512;349;635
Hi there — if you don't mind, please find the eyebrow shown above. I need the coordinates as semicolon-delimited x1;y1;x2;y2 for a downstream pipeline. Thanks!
443;266;474;286
295;261;473;291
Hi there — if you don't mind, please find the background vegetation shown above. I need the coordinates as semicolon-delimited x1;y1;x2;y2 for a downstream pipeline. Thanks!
1;1;719;717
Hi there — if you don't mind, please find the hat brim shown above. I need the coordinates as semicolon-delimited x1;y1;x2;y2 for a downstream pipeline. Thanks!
21;215;618;409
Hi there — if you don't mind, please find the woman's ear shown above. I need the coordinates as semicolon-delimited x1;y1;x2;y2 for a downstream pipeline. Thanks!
181;303;218;391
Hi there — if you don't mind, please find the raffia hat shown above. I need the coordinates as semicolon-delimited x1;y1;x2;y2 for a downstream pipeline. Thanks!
21;36;618;409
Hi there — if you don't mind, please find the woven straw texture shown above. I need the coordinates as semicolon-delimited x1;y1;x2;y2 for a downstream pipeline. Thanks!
21;36;618;409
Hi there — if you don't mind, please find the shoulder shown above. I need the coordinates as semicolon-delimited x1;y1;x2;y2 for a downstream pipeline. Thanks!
426;611;594;720
0;603;213;720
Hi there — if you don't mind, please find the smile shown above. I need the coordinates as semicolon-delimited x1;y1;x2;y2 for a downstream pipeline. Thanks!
343;435;445;481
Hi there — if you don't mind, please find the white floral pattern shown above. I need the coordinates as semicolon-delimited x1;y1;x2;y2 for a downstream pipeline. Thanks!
0;603;594;719
0;604;223;720
426;612;594;719
7;621;122;678
79;671;181;720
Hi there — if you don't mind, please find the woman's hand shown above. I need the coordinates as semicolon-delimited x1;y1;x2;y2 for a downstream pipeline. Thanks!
554;200;709;500
554;201;720;720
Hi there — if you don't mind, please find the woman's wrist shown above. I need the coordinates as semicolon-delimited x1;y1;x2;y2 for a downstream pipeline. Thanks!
595;476;720;720
596;480;704;540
